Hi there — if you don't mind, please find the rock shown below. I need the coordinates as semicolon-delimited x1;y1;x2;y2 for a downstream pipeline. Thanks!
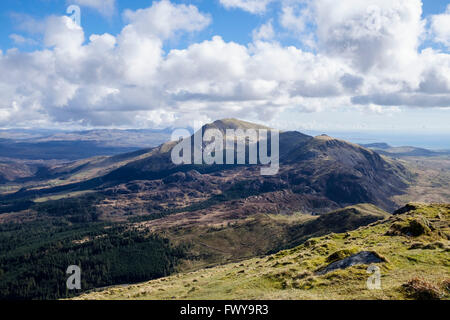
386;218;432;237
409;241;447;250
185;170;202;181
316;251;385;275
163;172;186;184
393;203;420;215
326;248;359;263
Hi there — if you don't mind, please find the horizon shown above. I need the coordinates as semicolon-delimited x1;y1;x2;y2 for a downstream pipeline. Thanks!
1;117;450;150
0;0;449;135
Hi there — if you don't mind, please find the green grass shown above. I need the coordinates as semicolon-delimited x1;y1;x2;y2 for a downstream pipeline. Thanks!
33;190;96;203
159;213;318;271
75;203;450;300
152;204;390;272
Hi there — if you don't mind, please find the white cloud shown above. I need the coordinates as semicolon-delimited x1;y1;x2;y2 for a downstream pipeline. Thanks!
43;16;85;51
278;2;316;48
280;5;308;33
219;0;274;14
0;0;449;129
252;21;275;41
312;0;425;72
69;0;116;17
123;0;211;40
430;4;450;47
9;34;38;46
10;13;45;34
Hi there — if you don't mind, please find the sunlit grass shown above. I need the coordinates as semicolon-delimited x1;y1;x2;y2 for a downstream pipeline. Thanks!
74;203;449;300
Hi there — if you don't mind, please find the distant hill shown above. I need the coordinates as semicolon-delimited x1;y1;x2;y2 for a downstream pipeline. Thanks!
0;128;172;160
30;128;173;148
361;143;450;157
361;143;391;150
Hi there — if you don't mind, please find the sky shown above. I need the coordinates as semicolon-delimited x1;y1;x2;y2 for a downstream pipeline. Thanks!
0;0;449;146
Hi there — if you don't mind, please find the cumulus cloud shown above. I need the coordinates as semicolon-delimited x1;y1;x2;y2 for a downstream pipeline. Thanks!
69;0;116;17
219;0;274;14
123;0;211;40
0;1;214;127
252;21;275;41
44;16;85;51
312;0;425;72
430;4;450;48
0;0;449;129
280;4;309;34
278;1;316;48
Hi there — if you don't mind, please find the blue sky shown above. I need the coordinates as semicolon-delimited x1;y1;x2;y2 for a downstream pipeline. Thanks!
0;0;449;148
0;0;279;51
1;0;448;51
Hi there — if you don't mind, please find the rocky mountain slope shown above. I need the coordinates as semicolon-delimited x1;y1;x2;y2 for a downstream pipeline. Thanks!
0;119;412;221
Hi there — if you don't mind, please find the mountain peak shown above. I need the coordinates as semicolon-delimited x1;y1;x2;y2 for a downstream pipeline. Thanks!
206;119;272;131
315;134;334;140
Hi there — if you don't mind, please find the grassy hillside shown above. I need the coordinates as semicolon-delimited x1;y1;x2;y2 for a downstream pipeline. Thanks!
75;203;449;300
391;156;450;206
156;204;389;271
0;199;389;299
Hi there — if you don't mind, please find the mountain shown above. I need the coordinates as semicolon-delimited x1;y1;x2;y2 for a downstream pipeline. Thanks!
0;119;446;300
75;203;450;300
95;121;412;213
203;118;271;131
361;143;450;157
0;161;39;183
0;119;412;214
361;143;391;149
0;148;158;188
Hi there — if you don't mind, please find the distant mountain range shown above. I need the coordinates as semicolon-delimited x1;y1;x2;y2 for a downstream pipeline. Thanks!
1;119;412;212
0;128;173;160
360;142;450;157
1;126;447;161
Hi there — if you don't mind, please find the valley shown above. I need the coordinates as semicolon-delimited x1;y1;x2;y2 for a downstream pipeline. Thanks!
0;119;448;300
75;203;450;300
1;0;449;305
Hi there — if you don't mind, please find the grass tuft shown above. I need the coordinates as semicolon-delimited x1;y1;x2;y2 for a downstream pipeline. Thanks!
402;278;444;300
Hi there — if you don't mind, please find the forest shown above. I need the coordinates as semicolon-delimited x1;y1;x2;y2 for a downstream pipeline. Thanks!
0;213;187;299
